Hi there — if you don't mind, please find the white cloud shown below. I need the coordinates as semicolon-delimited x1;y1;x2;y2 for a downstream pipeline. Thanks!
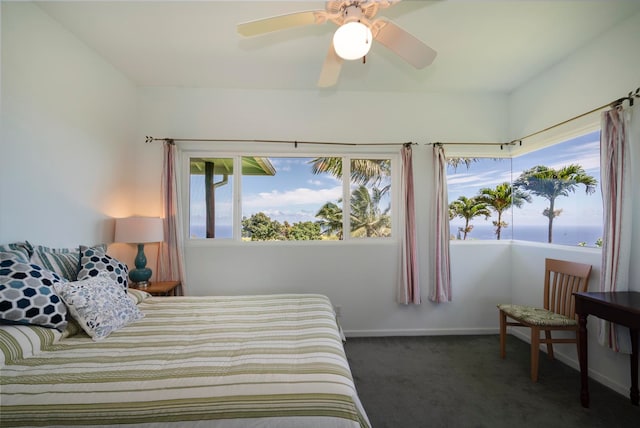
243;185;342;209
448;169;511;192
548;152;601;173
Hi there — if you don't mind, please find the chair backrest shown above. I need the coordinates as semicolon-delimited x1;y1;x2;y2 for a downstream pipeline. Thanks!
543;258;592;319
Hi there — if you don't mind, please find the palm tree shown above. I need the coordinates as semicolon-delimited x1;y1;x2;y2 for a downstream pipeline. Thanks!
476;182;531;240
315;200;344;239
310;158;390;189
448;196;491;240
513;164;597;243
350;185;391;237
447;157;479;171
311;158;391;238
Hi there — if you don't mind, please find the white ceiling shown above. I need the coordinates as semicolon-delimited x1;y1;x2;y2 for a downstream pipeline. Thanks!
35;0;640;93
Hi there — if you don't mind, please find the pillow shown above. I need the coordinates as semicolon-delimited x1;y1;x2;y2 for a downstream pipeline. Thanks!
55;275;144;341
0;324;63;365
60;317;83;340
0;254;68;331
77;246;129;289
30;245;80;281
30;243;107;281
127;288;151;305
0;242;32;263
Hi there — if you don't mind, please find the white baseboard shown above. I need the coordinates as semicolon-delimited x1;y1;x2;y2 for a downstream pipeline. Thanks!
343;327;499;337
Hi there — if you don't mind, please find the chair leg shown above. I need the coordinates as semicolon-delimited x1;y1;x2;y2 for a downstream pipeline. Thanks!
499;310;507;359
545;329;554;360
531;327;540;382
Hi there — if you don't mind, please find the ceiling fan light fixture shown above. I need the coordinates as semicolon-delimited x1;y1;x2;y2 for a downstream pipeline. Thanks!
333;21;372;60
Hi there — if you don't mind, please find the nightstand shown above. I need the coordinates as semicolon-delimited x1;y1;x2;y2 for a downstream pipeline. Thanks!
133;280;181;296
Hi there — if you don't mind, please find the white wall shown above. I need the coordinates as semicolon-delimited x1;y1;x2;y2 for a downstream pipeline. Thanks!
137;86;510;335
509;12;640;141
3;0;639;401
0;2;139;249
507;11;640;397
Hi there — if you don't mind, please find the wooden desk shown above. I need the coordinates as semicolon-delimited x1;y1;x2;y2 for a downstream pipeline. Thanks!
132;280;181;296
574;291;640;408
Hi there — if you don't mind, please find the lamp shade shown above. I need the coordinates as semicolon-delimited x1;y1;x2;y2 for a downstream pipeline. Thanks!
333;21;372;60
114;217;164;244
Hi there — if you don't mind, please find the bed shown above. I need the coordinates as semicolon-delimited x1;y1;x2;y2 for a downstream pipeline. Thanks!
0;292;370;427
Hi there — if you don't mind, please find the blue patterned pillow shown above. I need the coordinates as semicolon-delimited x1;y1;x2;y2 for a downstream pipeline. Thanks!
0;242;32;263
0;254;68;331
55;275;144;341
30;243;107;281
77;246;129;289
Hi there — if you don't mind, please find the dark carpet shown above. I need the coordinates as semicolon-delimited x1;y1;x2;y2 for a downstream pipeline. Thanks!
344;335;640;428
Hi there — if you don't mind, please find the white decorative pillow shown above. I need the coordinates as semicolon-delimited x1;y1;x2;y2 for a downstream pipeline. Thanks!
55;275;144;341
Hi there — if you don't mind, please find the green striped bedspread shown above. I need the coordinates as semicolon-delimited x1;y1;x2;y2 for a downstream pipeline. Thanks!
1;294;370;428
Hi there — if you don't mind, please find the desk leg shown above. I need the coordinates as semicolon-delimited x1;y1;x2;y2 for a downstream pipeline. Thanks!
631;328;639;406
578;313;589;408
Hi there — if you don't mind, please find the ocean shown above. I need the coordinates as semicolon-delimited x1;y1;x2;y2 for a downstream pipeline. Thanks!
191;224;603;247
450;224;603;247
190;224;233;239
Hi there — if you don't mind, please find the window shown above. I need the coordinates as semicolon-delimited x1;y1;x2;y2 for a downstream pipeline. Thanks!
188;153;395;242
447;130;603;247
189;157;234;239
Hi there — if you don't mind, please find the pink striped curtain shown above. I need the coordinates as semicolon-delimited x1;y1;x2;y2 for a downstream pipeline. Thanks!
397;144;420;304
430;144;452;303
157;142;186;292
599;107;632;353
598;104;637;353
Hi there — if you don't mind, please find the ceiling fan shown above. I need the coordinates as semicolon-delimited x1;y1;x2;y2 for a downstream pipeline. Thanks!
237;0;437;87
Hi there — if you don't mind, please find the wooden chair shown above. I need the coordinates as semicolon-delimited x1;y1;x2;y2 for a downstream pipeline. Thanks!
498;258;592;382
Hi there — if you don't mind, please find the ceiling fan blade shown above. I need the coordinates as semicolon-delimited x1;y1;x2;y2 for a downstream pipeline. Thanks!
372;19;437;69
238;10;326;37
317;44;343;88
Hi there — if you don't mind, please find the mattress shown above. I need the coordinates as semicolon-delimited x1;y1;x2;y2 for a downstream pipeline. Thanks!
0;293;370;428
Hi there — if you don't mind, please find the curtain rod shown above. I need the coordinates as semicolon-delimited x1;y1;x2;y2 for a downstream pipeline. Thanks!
507;87;638;144
432;141;520;150
433;87;639;148
145;136;416;148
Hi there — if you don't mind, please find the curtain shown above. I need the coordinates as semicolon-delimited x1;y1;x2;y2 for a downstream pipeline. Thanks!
598;103;637;353
430;144;452;303
397;144;420;304
157;141;186;292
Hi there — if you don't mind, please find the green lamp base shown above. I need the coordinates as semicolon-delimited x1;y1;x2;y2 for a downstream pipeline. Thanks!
129;243;152;286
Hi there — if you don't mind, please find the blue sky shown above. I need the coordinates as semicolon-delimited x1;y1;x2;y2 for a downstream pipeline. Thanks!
241;158;343;224
447;130;602;228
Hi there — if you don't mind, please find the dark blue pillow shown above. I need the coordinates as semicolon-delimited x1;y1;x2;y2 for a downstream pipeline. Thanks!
77;246;129;289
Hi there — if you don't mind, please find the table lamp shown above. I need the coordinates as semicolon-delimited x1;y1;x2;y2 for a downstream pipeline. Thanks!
114;217;164;288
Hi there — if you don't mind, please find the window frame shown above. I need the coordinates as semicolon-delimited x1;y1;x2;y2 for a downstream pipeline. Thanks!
445;120;602;247
180;144;400;245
